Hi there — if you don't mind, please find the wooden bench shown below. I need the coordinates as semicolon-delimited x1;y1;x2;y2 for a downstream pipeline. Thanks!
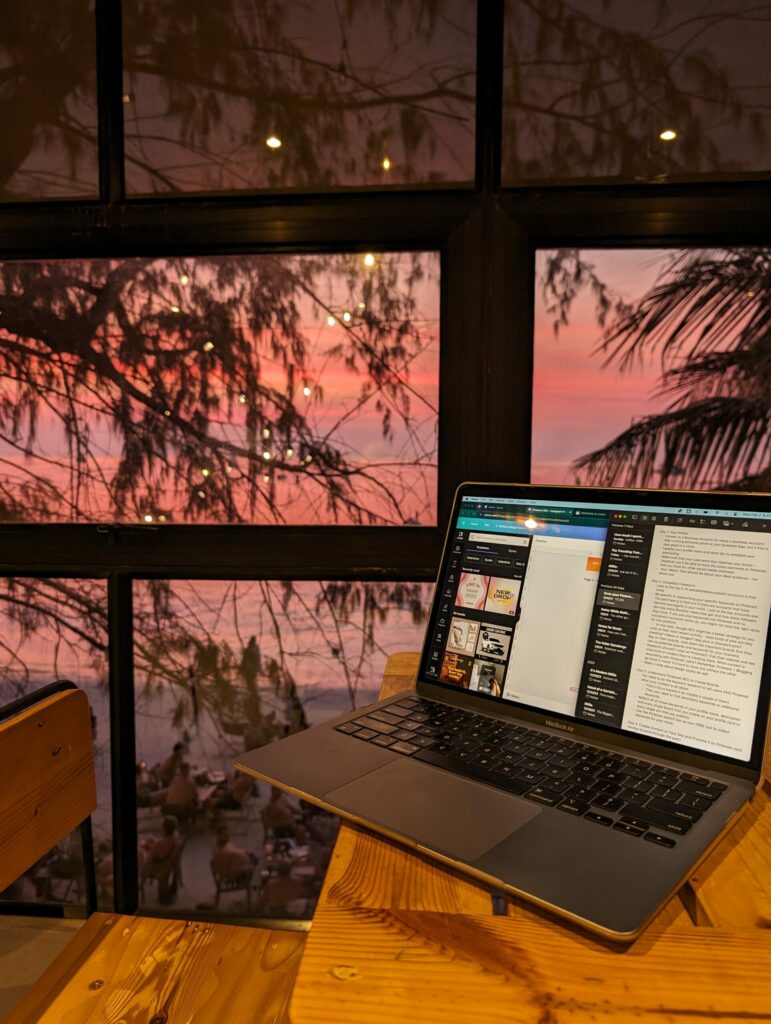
290;652;771;1023
0;683;304;1023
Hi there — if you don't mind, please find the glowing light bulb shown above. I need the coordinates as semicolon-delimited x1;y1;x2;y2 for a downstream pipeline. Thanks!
303;385;311;396
381;156;391;171
180;273;190;286
158;514;167;522
238;393;247;404
226;464;233;474
170;304;180;313
263;451;271;461
203;341;214;352
266;135;282;149
342;311;351;323
524;517;538;529
143;514;153;523
659;129;677;141
357;301;366;310
305;454;313;463
326;315;336;326
200;468;210;478
164;409;171;417
286;447;294;457
363;253;376;268
263;473;270;483
197;490;206;499
262;427;271;439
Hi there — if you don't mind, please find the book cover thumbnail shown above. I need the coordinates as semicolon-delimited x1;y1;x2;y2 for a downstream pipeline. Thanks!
455;572;490;611
446;616;480;655
475;624;512;662
484;576;521;616
439;652;474;688
469;659;505;698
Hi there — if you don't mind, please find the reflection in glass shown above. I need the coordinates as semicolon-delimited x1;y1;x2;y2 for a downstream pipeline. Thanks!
0;252;438;525
503;0;771;185
531;247;771;490
0;577;111;907
0;1;98;200
134;578;431;917
123;0;475;193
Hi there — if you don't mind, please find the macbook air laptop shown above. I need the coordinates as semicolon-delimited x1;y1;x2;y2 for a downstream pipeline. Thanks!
236;483;771;940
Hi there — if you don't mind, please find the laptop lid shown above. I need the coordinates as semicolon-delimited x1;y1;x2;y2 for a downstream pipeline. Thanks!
418;483;771;782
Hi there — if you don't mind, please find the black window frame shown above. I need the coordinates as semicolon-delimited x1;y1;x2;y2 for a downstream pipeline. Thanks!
0;0;768;917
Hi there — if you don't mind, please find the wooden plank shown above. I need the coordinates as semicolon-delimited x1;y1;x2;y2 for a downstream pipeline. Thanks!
5;913;305;1024
686;790;771;928
320;826;493;915
292;906;771;1024
0;689;96;892
379;650;420;699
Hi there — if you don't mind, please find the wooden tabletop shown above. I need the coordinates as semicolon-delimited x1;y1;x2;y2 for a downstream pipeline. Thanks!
291;652;771;1023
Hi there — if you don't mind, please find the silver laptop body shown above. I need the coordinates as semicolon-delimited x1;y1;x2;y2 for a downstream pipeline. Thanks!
237;483;771;940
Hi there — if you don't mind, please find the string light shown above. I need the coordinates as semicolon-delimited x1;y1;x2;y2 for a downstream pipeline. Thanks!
263;473;270;483
200;468;210;478
238;393;247;404
164;409;172;417
262;427;271;439
197;490;206;498
659;129;677;141
357;301;366;310
266;135;282;149
381;156;391;170
263;451;271;461
303;385;312;396
286;447;294;457
180;273;190;286
158;514;167;523
170;304;181;313
226;464;234;474
342;311;351;323
363;253;376;267
305;454;313;463
143;514;153;523
203;341;214;352
326;315;336;326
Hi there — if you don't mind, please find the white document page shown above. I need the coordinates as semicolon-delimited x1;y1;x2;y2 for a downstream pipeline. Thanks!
621;526;771;759
503;535;604;715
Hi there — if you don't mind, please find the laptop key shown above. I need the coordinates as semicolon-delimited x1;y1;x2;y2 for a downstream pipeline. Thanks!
394;728;417;741
644;832;676;849
678;794;711;812
584;812;613;826
335;722;360;734
591;794;623;812
368;710;402;726
675;781;723;801
613;821;645;837
353;728;378;740
526;787;562;806
409;734;437;749
355;716;398;735
372;734;396;748
648;798;701;823
557;798;590;816
621;805;692;835
384;705;413;719
542;765;570;780
390;740;420;755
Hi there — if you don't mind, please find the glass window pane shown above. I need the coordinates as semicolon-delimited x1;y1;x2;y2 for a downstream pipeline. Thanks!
0;1;98;200
133;578;431;917
531;247;771;490
0;252;438;525
122;0;476;194
0;577;111;908
503;1;771;185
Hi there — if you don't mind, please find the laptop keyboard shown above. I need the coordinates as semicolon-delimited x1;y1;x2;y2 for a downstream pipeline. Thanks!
335;696;727;848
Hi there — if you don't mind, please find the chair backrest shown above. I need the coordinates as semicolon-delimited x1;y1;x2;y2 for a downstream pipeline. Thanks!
0;684;97;892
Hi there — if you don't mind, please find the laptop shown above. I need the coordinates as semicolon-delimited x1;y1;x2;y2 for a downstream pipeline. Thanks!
236;483;771;940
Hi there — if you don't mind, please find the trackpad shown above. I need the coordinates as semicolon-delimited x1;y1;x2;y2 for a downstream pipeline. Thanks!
325;758;541;862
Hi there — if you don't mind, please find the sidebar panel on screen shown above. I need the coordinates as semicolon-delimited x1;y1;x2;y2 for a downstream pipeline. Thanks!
425;527;531;695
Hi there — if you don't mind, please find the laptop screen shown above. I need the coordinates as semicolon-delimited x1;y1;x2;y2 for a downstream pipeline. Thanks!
421;489;771;765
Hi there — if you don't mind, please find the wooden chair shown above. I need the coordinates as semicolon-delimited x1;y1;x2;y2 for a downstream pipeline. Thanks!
210;861;257;911
0;683;305;1023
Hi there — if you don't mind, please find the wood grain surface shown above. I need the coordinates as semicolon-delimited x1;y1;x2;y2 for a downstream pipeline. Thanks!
4;913;305;1024
291;652;771;1024
0;689;96;893
292;907;771;1024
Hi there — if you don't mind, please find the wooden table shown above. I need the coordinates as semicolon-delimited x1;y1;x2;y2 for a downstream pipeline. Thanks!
291;652;771;1023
